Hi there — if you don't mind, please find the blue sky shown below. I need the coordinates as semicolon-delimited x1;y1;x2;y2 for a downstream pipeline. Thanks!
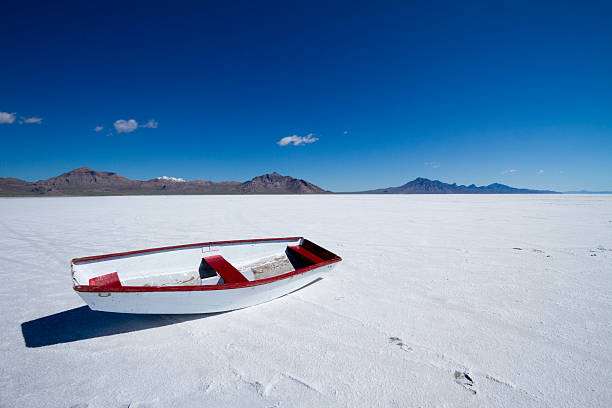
1;1;611;192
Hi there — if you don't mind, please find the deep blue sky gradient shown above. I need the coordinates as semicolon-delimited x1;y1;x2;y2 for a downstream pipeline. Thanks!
1;1;611;191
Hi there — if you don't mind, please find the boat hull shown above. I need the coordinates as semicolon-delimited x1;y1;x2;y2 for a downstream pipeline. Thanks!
76;262;336;314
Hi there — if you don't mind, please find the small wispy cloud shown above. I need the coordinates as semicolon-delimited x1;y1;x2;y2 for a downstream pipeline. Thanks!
502;169;519;174
277;133;319;146
537;169;544;174
94;126;104;132
20;116;43;124
343;130;348;135
140;119;158;129
1;112;42;124
111;118;158;134
424;161;440;169
0;112;17;124
114;119;139;133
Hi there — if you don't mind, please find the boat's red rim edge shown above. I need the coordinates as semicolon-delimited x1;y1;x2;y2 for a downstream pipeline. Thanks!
74;258;342;293
71;237;304;264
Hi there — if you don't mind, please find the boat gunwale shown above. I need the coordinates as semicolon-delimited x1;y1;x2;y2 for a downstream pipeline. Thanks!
72;237;342;293
71;237;304;264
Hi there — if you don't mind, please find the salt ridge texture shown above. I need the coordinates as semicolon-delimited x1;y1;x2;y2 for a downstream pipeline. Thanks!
1;195;611;407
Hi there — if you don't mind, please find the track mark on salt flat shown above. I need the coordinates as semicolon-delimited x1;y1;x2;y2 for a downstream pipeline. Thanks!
386;335;546;405
292;297;382;334
484;373;514;389
453;370;552;406
200;378;217;394
481;371;554;407
124;402;158;408
384;332;549;407
512;247;553;258
249;374;283;398
230;367;267;396
0;254;40;268
282;372;327;396
513;247;548;254
454;371;476;395
590;246;611;256
174;320;330;401
232;367;325;400
388;336;413;352
0;220;66;266
291;298;548;404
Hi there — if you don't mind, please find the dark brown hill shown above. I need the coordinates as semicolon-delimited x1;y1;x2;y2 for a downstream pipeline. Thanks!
238;172;326;194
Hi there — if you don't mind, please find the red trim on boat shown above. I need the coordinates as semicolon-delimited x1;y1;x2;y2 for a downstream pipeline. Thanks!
71;237;303;264
203;255;249;284
287;245;325;264
89;272;122;288
74;258;341;293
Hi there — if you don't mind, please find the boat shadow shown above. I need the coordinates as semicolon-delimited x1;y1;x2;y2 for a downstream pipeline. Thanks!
21;306;219;348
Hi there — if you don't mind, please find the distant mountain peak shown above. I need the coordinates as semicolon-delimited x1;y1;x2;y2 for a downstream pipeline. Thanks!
251;172;287;181
361;177;557;194
68;167;93;173
240;172;326;194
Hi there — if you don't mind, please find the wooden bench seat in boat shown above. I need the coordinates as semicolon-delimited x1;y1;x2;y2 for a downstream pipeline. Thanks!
250;255;295;281
202;255;249;284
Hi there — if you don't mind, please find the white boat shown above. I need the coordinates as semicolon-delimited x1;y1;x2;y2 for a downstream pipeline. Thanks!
72;237;342;314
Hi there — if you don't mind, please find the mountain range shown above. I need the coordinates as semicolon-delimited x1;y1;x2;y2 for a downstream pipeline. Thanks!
0;167;558;196
0;167;327;196
359;177;558;194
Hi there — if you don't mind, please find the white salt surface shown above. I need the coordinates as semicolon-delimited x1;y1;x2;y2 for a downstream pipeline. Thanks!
1;195;611;407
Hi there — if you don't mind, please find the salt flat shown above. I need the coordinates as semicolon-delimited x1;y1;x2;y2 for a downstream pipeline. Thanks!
1;195;611;407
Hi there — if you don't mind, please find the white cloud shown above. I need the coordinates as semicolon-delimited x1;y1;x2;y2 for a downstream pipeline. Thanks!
20;116;42;124
537;169;544;174
343;130;348;134
0;112;42;124
424;161;440;169
94;126;104;132
114;119;139;133
277;133;319;146
140;119;158;129
502;169;519;174
0;112;16;124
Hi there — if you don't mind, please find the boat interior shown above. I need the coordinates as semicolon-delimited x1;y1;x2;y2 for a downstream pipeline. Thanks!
73;238;339;289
